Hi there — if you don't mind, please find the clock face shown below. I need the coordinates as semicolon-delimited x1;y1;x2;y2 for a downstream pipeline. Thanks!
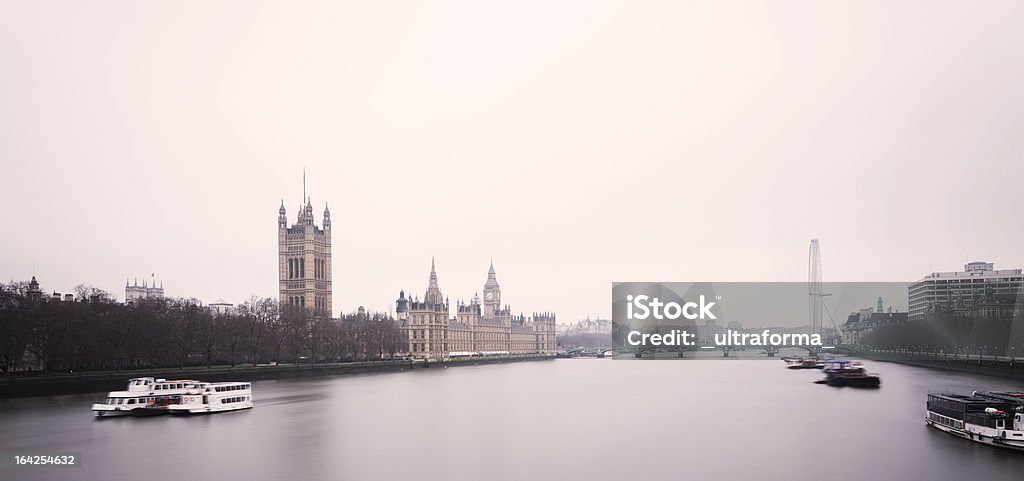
485;292;494;300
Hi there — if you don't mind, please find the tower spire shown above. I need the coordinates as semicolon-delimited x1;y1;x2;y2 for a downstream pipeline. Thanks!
424;257;443;305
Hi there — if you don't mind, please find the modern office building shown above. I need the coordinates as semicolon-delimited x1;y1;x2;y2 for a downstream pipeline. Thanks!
908;261;1024;320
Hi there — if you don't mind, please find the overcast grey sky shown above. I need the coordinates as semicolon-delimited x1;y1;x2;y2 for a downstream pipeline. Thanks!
1;1;1022;323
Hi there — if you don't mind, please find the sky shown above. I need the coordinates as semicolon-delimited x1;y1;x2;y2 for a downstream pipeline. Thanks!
1;1;1022;324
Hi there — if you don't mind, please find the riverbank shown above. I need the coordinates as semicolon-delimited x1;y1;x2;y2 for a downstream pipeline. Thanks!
854;349;1024;381
0;354;555;398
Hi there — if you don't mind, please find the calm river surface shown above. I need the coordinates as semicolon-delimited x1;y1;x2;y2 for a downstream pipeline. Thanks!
2;359;1024;481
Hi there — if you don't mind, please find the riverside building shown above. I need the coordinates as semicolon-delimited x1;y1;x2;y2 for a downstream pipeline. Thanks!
278;197;333;316
908;261;1024;320
395;260;557;359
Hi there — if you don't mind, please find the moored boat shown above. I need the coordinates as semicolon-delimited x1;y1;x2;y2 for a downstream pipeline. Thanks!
91;377;202;418
926;392;1024;451
168;381;254;415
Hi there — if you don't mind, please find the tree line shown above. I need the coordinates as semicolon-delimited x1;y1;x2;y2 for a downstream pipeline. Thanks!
861;312;1023;356
0;281;406;374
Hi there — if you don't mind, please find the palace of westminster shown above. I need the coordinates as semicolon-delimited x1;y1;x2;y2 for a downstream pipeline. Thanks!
278;195;557;359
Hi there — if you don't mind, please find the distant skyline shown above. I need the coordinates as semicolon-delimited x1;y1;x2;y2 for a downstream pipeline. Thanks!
2;1;1023;323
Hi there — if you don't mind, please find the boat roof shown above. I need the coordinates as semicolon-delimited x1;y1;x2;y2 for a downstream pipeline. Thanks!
975;391;1024;405
106;390;182;397
929;392;1004;404
127;378;200;383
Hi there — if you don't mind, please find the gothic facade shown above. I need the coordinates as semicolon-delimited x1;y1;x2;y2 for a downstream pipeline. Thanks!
125;277;165;303
278;198;333;315
396;260;557;359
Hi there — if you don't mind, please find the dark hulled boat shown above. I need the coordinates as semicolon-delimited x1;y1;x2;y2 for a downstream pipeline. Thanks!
815;360;880;388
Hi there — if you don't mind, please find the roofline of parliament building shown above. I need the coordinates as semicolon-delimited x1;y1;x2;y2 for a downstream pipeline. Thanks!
277;190;556;359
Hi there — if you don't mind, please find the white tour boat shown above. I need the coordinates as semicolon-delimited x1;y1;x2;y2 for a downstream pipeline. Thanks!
168;381;254;415
91;377;203;418
925;391;1024;451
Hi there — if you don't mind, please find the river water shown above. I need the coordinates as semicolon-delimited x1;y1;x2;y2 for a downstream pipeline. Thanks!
1;359;1023;481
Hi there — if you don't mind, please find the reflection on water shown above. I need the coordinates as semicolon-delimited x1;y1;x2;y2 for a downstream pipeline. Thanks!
1;359;1023;481
257;392;331;407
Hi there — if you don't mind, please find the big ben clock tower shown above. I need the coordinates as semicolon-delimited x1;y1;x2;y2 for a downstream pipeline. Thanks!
483;259;501;318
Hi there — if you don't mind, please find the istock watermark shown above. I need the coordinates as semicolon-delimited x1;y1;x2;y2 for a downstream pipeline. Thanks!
610;282;1023;361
